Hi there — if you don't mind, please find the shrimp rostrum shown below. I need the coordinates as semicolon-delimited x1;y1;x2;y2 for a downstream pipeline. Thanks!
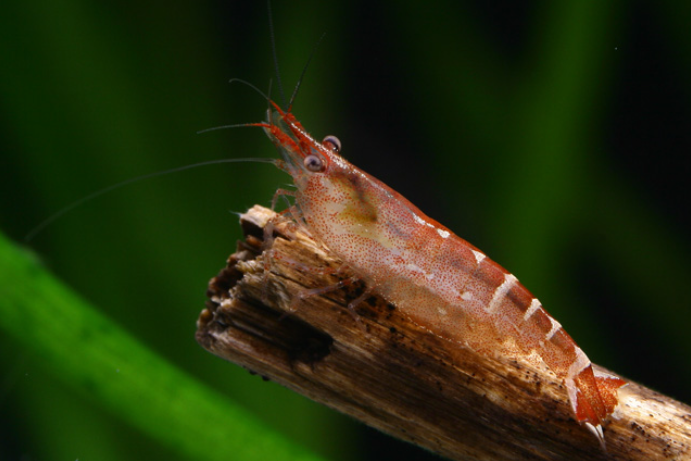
253;100;626;447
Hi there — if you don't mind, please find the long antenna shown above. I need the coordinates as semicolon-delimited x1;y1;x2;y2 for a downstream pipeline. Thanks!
288;32;326;111
267;0;287;109
229;78;271;102
24;157;276;242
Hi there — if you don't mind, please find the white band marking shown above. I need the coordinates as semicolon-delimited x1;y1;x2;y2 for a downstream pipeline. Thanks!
472;250;486;265
487;273;517;313
567;347;591;379
545;317;562;341
523;298;541;322
436;228;450;238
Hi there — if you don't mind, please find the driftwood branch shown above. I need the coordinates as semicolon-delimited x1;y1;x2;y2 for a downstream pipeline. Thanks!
196;205;691;461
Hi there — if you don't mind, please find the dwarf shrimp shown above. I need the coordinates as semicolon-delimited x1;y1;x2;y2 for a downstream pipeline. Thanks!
245;97;626;447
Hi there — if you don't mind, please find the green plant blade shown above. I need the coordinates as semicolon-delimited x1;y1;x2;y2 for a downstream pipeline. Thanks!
0;230;325;461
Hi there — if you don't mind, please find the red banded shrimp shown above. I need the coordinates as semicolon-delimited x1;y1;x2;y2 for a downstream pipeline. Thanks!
246;96;626;448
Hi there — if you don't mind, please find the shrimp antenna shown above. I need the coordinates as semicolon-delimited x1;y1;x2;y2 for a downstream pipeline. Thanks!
266;79;275;115
287;31;326;112
228;78;271;102
267;0;287;110
196;123;256;134
227;78;277;117
24;157;276;242
199;78;275;134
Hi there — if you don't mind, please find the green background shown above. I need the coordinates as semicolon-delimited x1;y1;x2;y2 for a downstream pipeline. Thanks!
2;1;690;460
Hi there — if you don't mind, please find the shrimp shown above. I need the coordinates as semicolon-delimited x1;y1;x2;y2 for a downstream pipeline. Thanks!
251;99;625;447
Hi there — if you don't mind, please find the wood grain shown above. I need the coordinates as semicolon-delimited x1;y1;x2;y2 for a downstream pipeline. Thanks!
196;205;691;461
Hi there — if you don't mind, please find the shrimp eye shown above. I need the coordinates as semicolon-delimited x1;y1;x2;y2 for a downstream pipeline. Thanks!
304;154;325;172
322;135;341;152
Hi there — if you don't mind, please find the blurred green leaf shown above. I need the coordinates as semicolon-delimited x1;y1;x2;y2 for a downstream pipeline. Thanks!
0;229;325;461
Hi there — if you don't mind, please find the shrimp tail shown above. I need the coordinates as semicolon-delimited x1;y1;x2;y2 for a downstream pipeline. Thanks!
568;366;626;447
